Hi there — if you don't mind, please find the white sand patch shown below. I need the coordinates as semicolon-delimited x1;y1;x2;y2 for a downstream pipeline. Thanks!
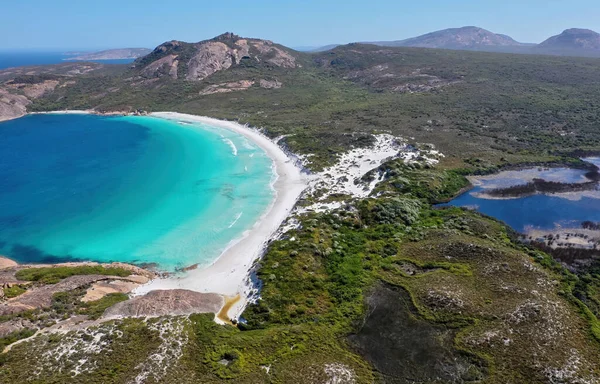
132;317;189;384
297;134;443;214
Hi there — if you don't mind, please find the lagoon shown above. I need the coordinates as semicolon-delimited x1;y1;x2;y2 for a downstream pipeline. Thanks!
445;159;600;233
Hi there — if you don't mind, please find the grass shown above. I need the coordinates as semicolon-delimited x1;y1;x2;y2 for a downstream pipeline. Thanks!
2;285;27;299
15;266;131;284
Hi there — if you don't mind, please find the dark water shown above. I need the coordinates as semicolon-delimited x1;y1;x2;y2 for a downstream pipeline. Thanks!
445;159;600;232
0;52;134;70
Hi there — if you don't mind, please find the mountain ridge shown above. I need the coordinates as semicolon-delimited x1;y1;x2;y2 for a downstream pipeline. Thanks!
303;26;600;58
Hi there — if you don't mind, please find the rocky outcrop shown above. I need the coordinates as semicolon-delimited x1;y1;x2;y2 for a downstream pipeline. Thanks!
0;89;31;122
251;40;297;68
138;33;298;82
199;80;255;95
186;42;236;81
259;79;282;89
0;274;152;316
141;54;179;79
102;289;223;318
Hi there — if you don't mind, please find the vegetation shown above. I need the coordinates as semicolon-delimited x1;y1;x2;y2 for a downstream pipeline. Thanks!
486;178;597;197
2;285;27;299
21;43;600;171
1;42;600;382
0;329;35;352
15;266;131;284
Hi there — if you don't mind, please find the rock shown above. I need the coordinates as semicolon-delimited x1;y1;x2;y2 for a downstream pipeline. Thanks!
186;42;235;81
251;40;296;68
141;54;179;79
0;274;154;316
139;34;298;83
259;79;282;89
0;256;18;270
102;289;224;318
0;89;30;122
81;280;140;302
199;80;255;95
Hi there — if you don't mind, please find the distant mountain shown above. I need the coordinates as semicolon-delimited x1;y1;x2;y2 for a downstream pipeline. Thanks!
68;48;152;61
368;26;533;53
535;28;600;57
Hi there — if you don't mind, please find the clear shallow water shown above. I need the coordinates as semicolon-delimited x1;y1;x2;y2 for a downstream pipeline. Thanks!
0;114;274;270
446;159;600;232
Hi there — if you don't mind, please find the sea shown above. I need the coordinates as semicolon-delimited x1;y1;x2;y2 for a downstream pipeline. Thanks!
0;114;274;271
445;159;600;232
0;52;134;70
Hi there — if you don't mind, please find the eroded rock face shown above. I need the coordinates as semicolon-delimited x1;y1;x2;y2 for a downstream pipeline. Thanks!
259;79;282;89
103;289;223;318
141;54;179;79
251;40;297;68
186;42;235;81
141;34;298;82
199;80;255;95
0;89;31;122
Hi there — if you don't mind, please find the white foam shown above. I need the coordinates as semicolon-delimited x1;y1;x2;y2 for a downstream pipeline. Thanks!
223;138;238;156
228;212;243;228
133;112;308;320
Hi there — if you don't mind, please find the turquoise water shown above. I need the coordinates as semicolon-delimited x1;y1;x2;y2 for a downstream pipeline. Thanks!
445;159;600;232
0;114;274;270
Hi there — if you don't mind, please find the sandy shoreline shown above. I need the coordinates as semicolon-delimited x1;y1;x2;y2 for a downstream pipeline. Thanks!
15;110;307;321
129;112;307;318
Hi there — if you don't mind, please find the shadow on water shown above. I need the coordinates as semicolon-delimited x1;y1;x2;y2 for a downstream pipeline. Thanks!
1;243;85;264
348;283;485;383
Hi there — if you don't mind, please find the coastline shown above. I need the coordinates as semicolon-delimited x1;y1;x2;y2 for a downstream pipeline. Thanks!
132;112;307;320
14;110;307;322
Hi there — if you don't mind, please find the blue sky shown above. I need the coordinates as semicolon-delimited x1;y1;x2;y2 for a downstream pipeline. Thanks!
1;0;599;50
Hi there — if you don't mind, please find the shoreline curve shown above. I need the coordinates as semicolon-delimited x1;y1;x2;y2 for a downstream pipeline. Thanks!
131;112;307;319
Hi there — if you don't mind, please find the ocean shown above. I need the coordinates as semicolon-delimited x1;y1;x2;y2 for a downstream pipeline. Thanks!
0;52;134;70
0;114;274;271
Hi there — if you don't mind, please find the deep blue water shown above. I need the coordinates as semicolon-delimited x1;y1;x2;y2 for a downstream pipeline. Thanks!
0;114;274;270
446;160;600;232
0;52;134;70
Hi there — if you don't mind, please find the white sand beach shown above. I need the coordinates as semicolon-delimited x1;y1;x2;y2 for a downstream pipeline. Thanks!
130;112;308;319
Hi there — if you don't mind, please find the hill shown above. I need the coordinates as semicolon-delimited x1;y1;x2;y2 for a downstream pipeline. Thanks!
2;34;600;382
368;26;533;53
68;48;152;61
535;28;600;57
132;32;299;81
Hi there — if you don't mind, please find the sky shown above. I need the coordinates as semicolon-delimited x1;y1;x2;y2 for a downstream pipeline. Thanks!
1;0;599;51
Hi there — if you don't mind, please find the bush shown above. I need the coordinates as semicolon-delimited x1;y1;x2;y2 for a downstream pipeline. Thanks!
360;197;423;226
16;266;131;284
